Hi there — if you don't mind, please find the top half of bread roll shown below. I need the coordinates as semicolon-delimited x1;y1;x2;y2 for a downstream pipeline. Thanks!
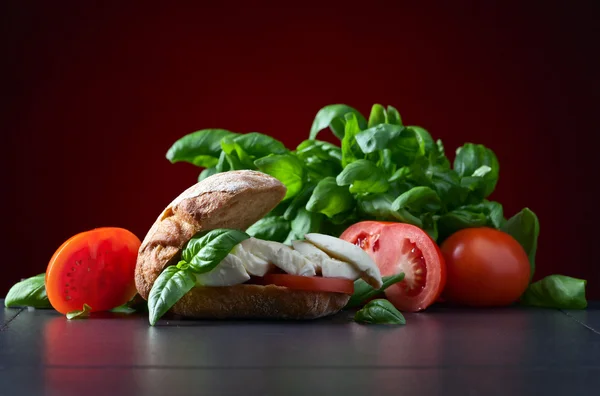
135;170;287;299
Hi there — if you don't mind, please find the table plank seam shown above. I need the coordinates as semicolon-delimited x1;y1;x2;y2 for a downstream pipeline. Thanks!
0;308;25;332
34;364;600;370
560;310;600;336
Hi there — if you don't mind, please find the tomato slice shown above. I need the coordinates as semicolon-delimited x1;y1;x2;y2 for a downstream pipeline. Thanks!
45;227;141;314
252;274;354;295
340;221;446;312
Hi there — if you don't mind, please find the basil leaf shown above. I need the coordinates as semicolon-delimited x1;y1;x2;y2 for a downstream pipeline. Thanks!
421;213;439;241
346;273;405;309
464;200;505;229
341;113;366;167
283;207;323;244
454;143;500;198
166;129;238;167
5;274;52;309
220;136;256;169
357;193;422;227
283;184;316;220
110;294;148;314
66;303;92;320
148;266;196;326
295;139;342;162
355;124;404;154
182;229;250;273
198;167;217;182
386;105;402;126
255;154;305;200
409;158;467;210
367;104;387;127
438;209;488;241
233;132;288;158
391;186;442;214
389;127;423;166
501;208;539;280
295;140;342;181
215;150;230;172
310;104;367;140
520;275;587;310
246;216;291;243
354;299;406;325
336;159;389;194
406;126;435;157
306;177;354;218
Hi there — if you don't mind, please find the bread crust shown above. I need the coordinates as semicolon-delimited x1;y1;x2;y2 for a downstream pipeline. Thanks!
171;284;351;320
135;170;286;300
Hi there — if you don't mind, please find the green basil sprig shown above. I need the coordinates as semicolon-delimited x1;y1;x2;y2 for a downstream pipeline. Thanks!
354;299;406;325
148;266;196;326
66;303;92;320
346;273;405;309
520;275;587;310
5;273;52;309
147;228;249;325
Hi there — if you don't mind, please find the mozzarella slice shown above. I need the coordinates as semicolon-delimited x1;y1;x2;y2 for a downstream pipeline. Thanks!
291;240;361;281
194;254;250;287
240;238;316;276
230;243;274;276
304;233;383;289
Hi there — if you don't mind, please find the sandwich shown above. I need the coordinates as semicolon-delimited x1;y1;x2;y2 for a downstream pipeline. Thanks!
135;170;382;324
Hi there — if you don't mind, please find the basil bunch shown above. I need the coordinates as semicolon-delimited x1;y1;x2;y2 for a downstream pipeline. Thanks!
166;103;587;310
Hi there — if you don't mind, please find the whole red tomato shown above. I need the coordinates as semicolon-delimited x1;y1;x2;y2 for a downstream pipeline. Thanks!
440;227;530;307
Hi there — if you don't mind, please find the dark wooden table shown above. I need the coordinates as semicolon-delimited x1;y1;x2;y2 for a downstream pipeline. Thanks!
1;299;599;396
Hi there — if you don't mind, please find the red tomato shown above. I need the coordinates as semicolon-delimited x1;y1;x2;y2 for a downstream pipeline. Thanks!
340;221;446;312
45;227;141;314
253;274;355;295
440;227;530;307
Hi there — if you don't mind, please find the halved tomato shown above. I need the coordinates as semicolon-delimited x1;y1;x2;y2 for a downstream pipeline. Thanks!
253;274;354;295
45;227;141;314
340;221;446;312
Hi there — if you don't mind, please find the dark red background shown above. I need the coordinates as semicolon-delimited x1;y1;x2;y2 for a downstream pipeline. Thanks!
3;2;598;298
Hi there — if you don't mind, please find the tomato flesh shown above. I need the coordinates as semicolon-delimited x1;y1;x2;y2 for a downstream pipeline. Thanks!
252;274;354;295
340;221;446;312
45;227;141;314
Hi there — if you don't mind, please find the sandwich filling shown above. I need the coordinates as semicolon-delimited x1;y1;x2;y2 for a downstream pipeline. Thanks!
194;233;383;290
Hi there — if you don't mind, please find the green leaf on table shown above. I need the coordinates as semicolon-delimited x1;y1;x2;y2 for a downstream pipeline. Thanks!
346;273;406;309
182;229;250;274
4;273;52;309
354;299;406;325
501;208;540;280
520;275;587;310
166;129;238;167
148;266;197;326
306;177;354;218
336;159;389;194
246;216;291;243
309;104;367;140
66;303;92;320
255;154;305;200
